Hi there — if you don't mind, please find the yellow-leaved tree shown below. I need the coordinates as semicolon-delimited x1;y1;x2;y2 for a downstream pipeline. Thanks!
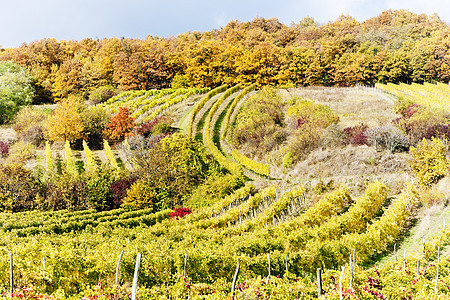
45;96;85;143
409;138;449;187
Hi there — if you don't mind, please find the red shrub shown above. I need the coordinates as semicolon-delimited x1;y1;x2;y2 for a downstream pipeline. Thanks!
343;123;369;145
295;116;309;129
421;124;450;140
135;116;173;138
0;141;9;157
170;207;192;220
402;104;421;118
110;176;137;209
104;107;136;143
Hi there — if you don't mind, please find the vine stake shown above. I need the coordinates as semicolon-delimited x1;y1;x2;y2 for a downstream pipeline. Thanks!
131;253;141;300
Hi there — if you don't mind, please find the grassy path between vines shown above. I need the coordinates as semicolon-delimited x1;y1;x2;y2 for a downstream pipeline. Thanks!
377;204;450;265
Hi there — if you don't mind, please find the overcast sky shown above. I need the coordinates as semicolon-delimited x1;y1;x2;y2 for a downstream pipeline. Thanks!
1;0;449;48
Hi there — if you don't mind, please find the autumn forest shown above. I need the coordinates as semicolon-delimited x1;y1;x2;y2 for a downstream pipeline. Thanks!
1;9;449;104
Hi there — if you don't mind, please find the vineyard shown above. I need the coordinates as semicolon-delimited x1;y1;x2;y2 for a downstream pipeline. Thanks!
376;82;450;111
0;81;449;299
2;10;450;299
0;181;448;299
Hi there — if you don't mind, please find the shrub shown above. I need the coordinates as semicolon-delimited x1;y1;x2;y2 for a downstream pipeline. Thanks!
104;107;135;144
282;151;294;168
12;106;50;147
0;163;40;211
393;97;416;117
230;88;286;155
81;105;111;149
321;124;347;148
367;125;411;153
343;123;370;146
286;98;339;129
0;141;9;157
394;107;448;143
281;125;322;165
20;126;45;147
402;103;422;118
110;176;137;209
40;173;88;210
409;138;449;187
169;207;192;219
88;85;117;105
152;122;172;135
123;133;217;210
6;141;36;165
421;123;450;140
13;106;50;135
314;179;334;195
121;179;156;210
135;116;173;138
171;74;190;89
85;168;113;211
187;173;245;208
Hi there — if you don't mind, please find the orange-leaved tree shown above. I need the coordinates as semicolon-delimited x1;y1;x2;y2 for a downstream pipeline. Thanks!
45;96;85;143
104;107;135;143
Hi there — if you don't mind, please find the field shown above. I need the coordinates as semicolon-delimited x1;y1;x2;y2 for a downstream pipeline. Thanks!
0;82;449;299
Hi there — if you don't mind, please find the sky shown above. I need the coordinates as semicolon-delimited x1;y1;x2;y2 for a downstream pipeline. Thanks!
1;0;449;48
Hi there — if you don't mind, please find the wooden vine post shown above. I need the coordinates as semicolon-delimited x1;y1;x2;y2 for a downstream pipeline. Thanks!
115;249;124;286
285;255;288;273
131;253;141;300
349;253;353;289
231;258;240;299
184;250;188;279
416;259;420;275
265;254;271;284
339;266;345;300
403;249;406;270
394;243;397;262
317;268;322;297
435;242;441;293
10;253;13;296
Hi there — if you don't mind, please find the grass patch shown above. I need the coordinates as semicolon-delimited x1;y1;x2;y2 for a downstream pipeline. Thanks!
195;105;212;143
116;156;125;168
73;151;85;174
177;102;196;133
55;152;63;175
213;99;233;154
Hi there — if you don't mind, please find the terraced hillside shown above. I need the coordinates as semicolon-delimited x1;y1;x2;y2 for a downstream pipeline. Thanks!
0;84;449;299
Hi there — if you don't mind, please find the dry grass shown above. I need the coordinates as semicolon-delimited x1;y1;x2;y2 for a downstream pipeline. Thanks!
280;86;399;127
264;87;411;196
0;125;17;142
270;145;413;197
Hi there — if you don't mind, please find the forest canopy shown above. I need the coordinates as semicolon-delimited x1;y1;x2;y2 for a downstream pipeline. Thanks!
0;9;449;104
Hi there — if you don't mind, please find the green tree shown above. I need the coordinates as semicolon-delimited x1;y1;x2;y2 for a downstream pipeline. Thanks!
0;61;35;124
123;133;218;210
